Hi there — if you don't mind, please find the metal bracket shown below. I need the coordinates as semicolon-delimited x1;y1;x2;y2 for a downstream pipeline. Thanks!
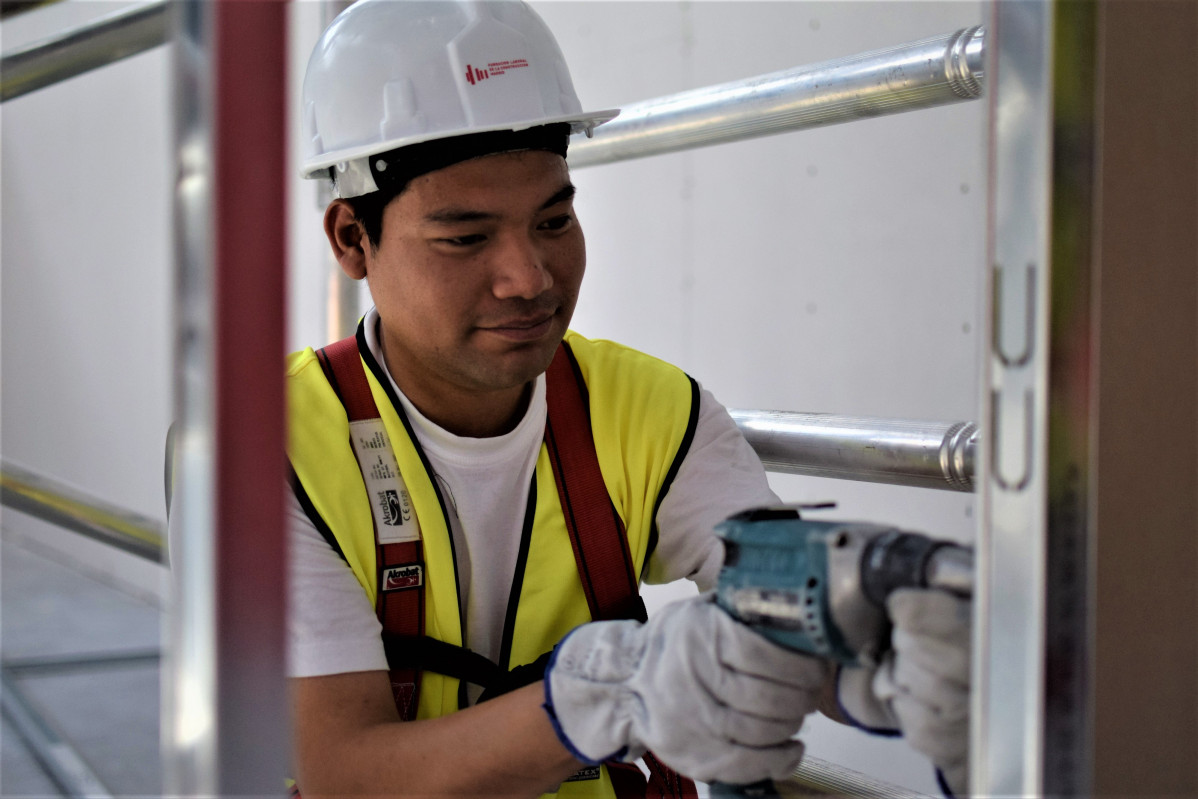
990;388;1034;492
993;263;1037;367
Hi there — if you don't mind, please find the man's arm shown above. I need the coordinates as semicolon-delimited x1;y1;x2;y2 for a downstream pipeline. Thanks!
286;489;581;797
292;673;581;798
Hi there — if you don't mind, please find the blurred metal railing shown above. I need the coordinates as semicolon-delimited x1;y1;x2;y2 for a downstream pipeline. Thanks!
0;669;114;799
0;458;165;798
0;0;65;21
0;0;170;102
0;459;165;562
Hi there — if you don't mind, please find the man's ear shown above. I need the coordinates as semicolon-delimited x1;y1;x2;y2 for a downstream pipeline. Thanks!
323;199;369;280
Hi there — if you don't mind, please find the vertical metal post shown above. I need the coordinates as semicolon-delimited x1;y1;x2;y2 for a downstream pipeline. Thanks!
167;0;289;794
168;0;218;790
975;1;1061;795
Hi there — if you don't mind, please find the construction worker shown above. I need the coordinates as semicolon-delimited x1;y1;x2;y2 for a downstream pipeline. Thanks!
283;0;972;796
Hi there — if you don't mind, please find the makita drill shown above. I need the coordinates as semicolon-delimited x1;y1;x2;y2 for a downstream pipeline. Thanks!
710;505;973;796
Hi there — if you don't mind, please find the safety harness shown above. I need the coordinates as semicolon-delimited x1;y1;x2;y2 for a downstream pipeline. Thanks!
311;335;697;799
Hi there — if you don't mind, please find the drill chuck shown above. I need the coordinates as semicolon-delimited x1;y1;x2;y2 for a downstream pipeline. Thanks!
860;529;973;606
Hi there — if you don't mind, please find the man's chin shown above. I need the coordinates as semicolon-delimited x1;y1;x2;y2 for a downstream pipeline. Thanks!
468;338;561;390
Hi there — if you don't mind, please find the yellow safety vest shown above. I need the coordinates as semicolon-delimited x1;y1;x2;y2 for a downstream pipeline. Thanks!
286;329;698;798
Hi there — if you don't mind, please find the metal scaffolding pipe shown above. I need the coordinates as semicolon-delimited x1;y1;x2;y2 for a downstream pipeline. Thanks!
0;460;165;562
1;669;114;799
0;0;169;103
0;409;978;576
0;0;66;22
569;26;984;168
729;410;977;492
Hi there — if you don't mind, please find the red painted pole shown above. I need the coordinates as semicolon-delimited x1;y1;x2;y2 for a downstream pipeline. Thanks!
212;0;289;791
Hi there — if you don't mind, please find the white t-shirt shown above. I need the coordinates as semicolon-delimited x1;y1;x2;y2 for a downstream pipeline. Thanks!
284;310;780;680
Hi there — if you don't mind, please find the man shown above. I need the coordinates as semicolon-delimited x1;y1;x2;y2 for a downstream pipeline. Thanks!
284;1;970;796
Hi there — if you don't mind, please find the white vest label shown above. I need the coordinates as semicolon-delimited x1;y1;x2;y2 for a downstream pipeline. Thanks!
349;418;420;544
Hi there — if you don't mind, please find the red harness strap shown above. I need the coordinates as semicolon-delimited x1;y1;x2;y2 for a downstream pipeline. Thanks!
545;345;697;799
544;345;646;623
315;336;423;720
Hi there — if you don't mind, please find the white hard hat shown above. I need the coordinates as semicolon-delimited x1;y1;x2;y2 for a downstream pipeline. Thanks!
301;0;618;198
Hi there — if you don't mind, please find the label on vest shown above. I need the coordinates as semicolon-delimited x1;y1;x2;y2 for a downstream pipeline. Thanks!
382;563;423;591
563;766;601;783
349;419;420;543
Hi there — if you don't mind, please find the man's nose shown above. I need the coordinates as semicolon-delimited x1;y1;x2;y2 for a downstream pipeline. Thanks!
492;234;553;299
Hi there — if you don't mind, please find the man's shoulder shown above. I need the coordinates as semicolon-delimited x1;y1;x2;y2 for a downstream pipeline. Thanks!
563;331;689;383
286;347;321;378
285;347;346;427
562;332;695;437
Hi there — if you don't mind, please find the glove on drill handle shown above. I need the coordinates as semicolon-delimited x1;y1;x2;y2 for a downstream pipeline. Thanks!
543;593;826;786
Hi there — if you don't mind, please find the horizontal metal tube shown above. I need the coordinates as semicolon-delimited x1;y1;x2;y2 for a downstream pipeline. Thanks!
1;649;161;676
0;460;165;562
730;409;978;492
1;0;170;103
0;0;66;22
569;26;984;167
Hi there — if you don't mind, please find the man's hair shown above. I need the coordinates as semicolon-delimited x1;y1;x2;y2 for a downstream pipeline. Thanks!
343;183;400;251
335;123;572;250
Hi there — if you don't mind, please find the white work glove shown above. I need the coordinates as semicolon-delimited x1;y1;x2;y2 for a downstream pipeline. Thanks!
837;589;971;797
543;593;829;785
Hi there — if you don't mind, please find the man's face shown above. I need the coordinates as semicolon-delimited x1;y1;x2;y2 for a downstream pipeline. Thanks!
361;149;585;414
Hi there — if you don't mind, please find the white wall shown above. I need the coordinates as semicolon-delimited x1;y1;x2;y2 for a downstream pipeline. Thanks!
4;1;985;794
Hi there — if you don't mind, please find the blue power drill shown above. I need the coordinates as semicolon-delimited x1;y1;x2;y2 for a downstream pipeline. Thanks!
710;506;973;797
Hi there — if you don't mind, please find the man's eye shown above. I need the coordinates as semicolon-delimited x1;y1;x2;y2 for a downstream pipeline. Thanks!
539;214;573;232
438;234;486;247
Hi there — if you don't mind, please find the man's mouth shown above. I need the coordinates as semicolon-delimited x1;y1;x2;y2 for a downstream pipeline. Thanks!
479;311;557;342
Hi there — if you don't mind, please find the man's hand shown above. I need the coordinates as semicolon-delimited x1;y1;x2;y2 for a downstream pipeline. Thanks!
837;588;971;796
543;593;829;785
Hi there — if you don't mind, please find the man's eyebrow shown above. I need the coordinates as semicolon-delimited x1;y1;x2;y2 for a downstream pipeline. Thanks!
423;207;495;224
422;183;577;225
541;183;576;210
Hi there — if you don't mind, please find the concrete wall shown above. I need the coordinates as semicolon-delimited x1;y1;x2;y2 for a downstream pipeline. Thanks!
3;1;986;793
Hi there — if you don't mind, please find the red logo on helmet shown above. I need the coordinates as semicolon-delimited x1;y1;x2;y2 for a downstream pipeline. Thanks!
464;64;489;86
464;59;529;87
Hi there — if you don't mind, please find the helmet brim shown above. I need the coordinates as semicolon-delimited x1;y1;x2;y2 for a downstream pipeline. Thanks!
300;108;619;180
